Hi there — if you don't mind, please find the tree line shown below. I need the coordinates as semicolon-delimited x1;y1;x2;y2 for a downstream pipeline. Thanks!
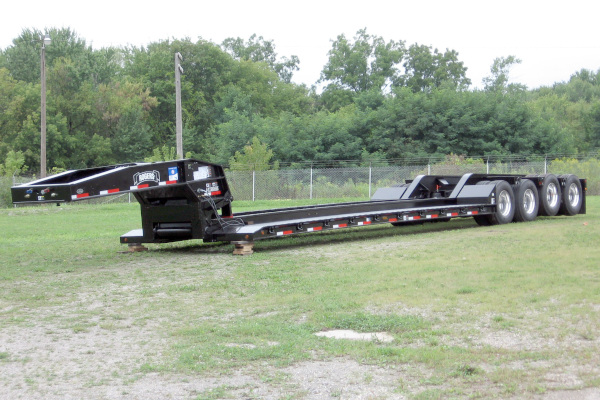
0;27;599;175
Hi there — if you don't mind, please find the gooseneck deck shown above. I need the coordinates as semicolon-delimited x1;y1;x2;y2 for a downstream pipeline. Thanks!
11;159;586;253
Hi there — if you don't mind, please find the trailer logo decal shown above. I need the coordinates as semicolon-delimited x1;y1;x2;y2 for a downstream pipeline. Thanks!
133;170;160;186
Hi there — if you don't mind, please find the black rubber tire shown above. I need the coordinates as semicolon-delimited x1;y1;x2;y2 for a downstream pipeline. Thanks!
537;174;561;216
488;180;515;225
558;174;583;216
513;179;539;222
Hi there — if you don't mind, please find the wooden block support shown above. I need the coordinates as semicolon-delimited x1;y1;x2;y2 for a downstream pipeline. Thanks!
232;241;254;255
127;243;148;252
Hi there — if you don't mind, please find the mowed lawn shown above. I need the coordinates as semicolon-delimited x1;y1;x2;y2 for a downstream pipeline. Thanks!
0;197;599;399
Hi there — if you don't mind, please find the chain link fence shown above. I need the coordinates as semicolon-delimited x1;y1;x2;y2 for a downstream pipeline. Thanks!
227;155;600;201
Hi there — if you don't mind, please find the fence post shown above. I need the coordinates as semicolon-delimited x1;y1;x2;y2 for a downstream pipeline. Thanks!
544;156;548;174
368;162;372;198
310;164;313;200
486;157;489;174
252;168;256;202
428;163;431;175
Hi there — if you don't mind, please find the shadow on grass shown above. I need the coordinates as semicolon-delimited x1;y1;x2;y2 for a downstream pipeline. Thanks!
152;217;491;255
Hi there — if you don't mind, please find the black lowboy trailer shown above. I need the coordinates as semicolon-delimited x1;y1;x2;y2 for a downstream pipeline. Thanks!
11;159;586;254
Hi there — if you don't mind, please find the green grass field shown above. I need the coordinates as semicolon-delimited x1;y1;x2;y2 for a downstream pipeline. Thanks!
1;197;599;399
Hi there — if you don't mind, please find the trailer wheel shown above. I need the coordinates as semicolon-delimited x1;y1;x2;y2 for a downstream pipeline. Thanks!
513;179;539;222
538;174;561;216
489;180;515;225
558;174;583;216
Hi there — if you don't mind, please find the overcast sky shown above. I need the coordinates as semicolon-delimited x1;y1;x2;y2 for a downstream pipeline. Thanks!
2;0;599;90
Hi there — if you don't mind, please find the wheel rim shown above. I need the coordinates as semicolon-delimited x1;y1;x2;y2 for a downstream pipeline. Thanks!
523;188;536;215
498;190;512;217
546;183;559;208
568;182;580;207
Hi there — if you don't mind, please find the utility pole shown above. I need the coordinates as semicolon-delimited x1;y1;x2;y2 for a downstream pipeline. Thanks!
175;52;183;159
40;34;51;177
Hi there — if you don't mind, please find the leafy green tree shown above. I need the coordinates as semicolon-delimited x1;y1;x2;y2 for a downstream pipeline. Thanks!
585;101;600;150
144;145;191;162
3;28;92;84
255;112;316;163
209;108;257;164
221;34;300;83
81;134;114;167
2;28;47;83
228;136;278;170
0;68;40;159
552;68;600;103
145;145;177;162
320;29;405;94
402;44;471;92
483;56;525;93
123;38;234;148
526;92;579;153
110;108;153;162
307;107;363;161
0;150;28;176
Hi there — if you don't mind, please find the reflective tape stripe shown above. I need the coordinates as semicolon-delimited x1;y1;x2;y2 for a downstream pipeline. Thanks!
276;230;293;236
100;188;120;195
71;193;89;200
130;183;150;190
307;226;323;232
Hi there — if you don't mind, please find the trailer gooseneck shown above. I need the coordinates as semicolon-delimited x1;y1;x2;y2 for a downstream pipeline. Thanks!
11;159;586;254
